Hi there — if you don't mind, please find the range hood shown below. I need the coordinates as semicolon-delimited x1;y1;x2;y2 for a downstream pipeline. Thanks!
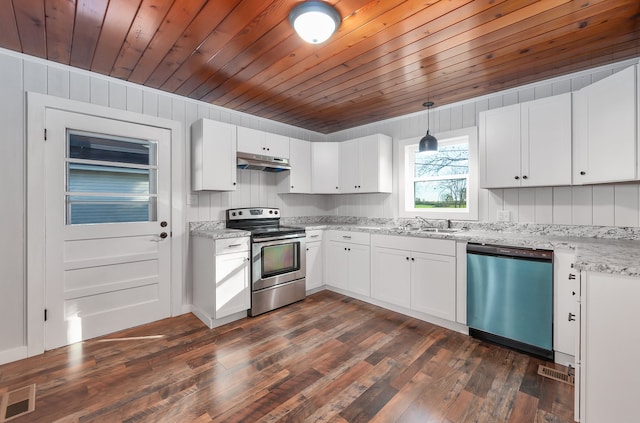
237;152;291;172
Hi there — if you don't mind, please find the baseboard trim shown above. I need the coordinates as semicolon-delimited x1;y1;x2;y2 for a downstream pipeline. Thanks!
0;346;28;366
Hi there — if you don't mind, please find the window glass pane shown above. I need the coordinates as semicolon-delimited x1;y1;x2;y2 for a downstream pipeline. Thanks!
414;178;468;209
66;196;156;224
68;132;156;165
67;164;152;194
414;144;469;178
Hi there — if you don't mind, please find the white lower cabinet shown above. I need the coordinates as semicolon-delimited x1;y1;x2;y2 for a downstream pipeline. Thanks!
325;231;370;296
305;230;323;290
371;235;456;321
553;249;579;363
191;236;250;328
577;271;640;422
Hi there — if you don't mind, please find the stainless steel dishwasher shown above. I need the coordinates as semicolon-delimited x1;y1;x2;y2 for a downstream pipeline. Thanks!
467;243;553;360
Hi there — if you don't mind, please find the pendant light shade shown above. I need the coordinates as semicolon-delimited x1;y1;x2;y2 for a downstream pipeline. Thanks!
419;101;438;154
289;1;341;44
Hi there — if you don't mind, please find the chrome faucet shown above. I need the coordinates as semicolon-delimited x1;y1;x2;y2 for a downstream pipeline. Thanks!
415;216;432;228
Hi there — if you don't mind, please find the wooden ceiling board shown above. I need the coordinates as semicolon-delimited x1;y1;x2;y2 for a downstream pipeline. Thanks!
142;0;241;88
69;0;109;69
44;0;77;64
110;0;175;79
13;0;47;57
90;0;143;74
1;0;638;133
0;1;22;52
127;0;208;84
279;0;638;126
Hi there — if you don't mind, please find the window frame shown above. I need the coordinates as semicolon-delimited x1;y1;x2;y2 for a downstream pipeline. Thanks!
397;127;479;221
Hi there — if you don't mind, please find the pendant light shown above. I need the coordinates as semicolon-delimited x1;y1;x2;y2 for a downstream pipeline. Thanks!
289;1;341;44
419;101;438;154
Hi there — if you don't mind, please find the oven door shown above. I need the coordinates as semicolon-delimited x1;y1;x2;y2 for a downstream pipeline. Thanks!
252;235;306;291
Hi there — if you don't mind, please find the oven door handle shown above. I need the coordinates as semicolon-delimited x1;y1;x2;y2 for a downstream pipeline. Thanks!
253;233;305;242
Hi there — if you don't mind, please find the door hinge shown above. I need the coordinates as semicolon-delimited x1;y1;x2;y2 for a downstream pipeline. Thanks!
44;309;48;321
44;128;47;141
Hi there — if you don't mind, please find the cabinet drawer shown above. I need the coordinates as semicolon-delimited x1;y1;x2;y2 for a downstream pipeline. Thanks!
306;230;323;241
371;234;455;256
216;237;250;254
327;230;370;245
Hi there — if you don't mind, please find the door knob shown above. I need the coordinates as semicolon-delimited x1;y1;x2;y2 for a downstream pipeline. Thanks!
160;221;168;227
160;232;168;239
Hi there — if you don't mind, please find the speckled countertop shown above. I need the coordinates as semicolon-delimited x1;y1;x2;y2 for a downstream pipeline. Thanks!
190;218;640;277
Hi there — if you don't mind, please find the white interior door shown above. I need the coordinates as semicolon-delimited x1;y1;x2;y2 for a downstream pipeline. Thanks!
44;109;171;350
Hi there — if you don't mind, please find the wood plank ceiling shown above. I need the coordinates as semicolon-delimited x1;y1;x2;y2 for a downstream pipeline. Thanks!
1;0;639;133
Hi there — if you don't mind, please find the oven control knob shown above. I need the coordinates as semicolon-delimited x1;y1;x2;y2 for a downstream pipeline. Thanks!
269;210;273;214
232;212;236;216
239;211;243;215
274;210;278;215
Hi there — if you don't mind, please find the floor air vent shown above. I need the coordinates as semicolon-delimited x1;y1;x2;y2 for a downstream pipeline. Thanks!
537;364;575;386
0;384;36;422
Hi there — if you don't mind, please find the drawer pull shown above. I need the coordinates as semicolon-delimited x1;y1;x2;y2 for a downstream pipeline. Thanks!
228;243;242;247
309;235;319;238
568;312;576;322
568;273;576;280
342;235;352;239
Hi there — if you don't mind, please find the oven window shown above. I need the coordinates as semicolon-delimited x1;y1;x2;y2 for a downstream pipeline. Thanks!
262;243;299;278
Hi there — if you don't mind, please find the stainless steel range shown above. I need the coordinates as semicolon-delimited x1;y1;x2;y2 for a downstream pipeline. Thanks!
226;207;306;316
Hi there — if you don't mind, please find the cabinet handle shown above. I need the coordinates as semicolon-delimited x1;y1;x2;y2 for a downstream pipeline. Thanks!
233;182;237;186
411;257;415;261
309;235;319;238
348;248;351;251
228;243;242;247
342;235;352;239
344;247;347;251
291;185;294;189
514;176;520;180
406;257;409;261
572;291;576;296
336;186;339;189
306;248;309;251
568;312;576;322
522;175;528;180
580;171;586;175
568;273;576;280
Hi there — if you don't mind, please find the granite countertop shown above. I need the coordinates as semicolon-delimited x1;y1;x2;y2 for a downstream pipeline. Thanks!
300;223;640;277
189;220;640;277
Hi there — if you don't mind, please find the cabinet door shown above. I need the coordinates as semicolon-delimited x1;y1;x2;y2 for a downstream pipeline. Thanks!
348;244;370;297
582;272;640;422
553;250;578;359
265;132;290;158
479;104;521;188
236;126;264;155
306;241;323;290
289;138;311;192
191;119;237;191
326;241;348;290
410;252;456;321
521;93;572;187
371;247;411;308
312;142;340;193
339;139;359;193
359;134;392;193
573;66;637;184
215;251;250;319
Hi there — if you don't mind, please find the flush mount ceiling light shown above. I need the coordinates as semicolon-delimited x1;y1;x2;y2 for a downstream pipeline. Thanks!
419;101;438;154
289;1;341;44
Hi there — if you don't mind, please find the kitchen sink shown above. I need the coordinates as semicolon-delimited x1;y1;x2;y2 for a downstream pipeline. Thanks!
418;228;463;233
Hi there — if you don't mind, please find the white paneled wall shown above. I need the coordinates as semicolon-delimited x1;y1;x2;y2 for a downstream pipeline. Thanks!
0;48;325;359
326;58;640;226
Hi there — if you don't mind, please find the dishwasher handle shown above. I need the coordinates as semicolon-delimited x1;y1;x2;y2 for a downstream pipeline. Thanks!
467;243;552;261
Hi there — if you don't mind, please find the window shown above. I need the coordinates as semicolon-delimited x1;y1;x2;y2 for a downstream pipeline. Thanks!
65;131;158;224
398;127;478;220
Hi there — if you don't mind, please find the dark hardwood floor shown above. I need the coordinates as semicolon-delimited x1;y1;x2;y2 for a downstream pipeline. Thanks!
0;291;574;422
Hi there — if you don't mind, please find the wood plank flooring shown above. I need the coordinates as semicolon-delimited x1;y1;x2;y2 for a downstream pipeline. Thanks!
0;291;574;422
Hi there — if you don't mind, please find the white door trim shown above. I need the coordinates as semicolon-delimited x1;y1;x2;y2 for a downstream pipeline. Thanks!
27;92;184;357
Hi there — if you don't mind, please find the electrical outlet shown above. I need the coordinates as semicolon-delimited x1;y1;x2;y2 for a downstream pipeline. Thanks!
497;210;511;222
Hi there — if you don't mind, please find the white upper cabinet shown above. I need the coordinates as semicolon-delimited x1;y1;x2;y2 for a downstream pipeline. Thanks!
480;93;572;188
573;65;637;184
237;126;290;158
339;133;393;194
311;142;340;193
191;118;237;191
277;137;312;193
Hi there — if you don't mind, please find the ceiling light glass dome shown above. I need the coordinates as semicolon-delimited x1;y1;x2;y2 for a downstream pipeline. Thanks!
289;1;341;44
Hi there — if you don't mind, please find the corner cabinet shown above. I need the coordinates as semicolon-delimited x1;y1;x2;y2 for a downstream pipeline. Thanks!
191;119;237;191
325;231;370;296
191;236;251;328
277;137;312;193
573;65;638;184
237;126;290;158
479;93;572;188
371;235;457;321
339;134;392;193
